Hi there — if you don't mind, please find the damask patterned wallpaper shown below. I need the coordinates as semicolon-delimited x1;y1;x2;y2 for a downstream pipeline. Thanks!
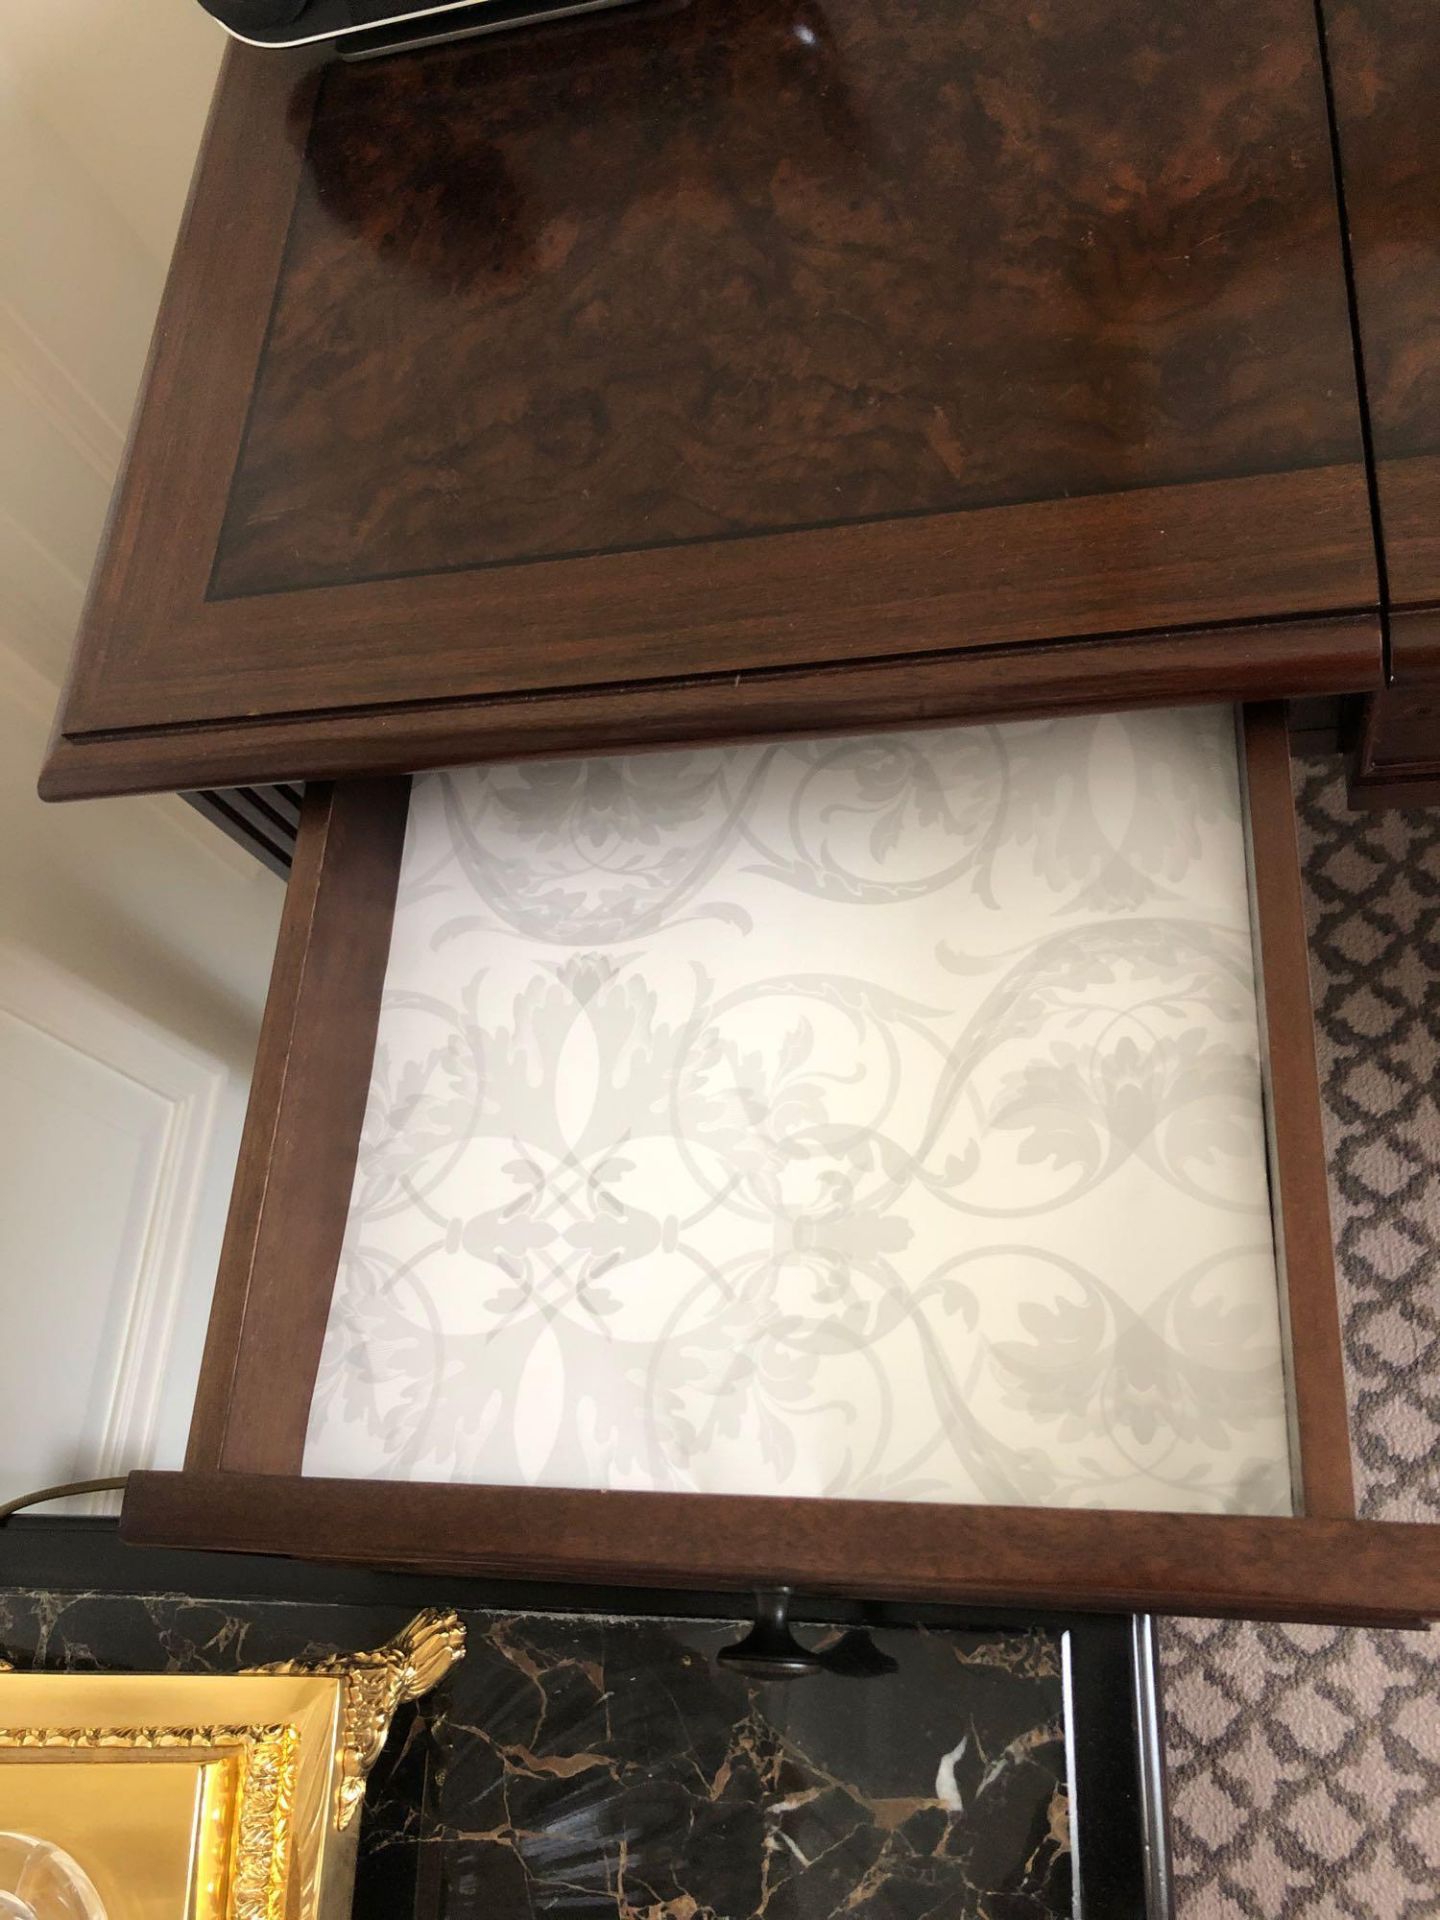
305;706;1291;1513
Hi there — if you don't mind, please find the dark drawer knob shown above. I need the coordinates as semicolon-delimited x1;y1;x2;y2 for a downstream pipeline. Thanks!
716;1587;826;1679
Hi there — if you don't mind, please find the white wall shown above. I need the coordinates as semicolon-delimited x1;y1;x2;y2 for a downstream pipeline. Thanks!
0;0;284;1504
0;0;226;688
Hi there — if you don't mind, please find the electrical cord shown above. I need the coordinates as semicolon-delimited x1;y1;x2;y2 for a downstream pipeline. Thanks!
0;1477;129;1523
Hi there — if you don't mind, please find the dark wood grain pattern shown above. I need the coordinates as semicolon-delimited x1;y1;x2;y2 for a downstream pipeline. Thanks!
1242;706;1353;1517
186;777;410;1474
62;460;1381;741
214;0;1364;594
42;0;1381;797
1322;1;1440;796
1356;604;1440;806
1324;1;1440;530
1351;675;1440;808
121;1470;1440;1625
40;611;1381;801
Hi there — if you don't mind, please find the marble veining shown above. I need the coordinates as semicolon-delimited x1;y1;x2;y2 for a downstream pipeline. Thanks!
0;1591;1069;1919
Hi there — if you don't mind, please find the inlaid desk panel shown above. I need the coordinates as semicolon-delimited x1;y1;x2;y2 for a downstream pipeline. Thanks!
42;0;1381;799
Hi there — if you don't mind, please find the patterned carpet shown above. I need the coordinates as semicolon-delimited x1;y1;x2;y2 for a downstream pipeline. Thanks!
1161;758;1440;1918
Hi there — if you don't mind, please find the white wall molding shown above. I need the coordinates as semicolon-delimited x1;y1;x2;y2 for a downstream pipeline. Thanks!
0;1;272;1509
0;940;226;1493
0;623;65;723
0;295;127;480
0;497;88;669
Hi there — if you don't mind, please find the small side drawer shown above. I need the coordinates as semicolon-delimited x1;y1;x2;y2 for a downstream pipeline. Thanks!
123;704;1440;1625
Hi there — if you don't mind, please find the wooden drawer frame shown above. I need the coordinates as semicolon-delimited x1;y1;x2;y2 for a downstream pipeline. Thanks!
121;706;1440;1624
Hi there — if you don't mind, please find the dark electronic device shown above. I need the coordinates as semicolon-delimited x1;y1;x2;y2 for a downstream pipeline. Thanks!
198;0;642;57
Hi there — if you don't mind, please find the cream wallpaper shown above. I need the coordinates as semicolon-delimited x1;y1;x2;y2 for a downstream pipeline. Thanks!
303;706;1292;1514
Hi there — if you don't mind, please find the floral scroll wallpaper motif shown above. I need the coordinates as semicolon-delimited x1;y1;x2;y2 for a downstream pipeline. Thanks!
304;706;1292;1514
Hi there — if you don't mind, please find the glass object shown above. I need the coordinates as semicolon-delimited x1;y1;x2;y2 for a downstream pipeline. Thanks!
0;1836;105;1920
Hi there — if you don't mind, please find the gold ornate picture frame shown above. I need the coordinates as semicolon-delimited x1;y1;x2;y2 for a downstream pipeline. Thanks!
0;1612;462;1920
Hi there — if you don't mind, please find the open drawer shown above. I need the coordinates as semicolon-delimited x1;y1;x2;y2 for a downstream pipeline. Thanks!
122;704;1440;1623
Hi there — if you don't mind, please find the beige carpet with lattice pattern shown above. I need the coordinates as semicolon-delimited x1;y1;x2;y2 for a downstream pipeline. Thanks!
1162;758;1440;1918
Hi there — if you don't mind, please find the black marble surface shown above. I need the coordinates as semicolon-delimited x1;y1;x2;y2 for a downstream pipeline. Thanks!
0;1590;1069;1920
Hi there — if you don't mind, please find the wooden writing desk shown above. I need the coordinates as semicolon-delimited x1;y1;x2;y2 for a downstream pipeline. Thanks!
42;0;1386;800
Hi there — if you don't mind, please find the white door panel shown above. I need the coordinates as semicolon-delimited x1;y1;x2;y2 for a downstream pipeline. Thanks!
0;1008;169;1495
0;945;225;1507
